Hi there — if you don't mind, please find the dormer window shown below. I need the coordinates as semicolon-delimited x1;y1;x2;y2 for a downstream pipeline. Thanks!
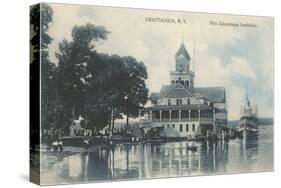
176;99;182;106
168;99;171;106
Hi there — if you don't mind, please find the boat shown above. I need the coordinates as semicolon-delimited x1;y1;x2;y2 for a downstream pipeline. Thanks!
187;142;198;151
60;136;92;149
236;92;259;139
187;145;198;151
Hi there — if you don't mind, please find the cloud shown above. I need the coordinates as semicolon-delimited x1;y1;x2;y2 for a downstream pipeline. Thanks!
47;4;274;120
48;4;93;64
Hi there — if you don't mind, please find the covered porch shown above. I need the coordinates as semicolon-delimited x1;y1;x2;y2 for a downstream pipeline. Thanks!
140;105;215;124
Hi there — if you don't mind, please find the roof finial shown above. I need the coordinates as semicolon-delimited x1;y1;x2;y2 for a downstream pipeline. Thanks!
193;41;195;71
175;37;191;60
245;89;250;107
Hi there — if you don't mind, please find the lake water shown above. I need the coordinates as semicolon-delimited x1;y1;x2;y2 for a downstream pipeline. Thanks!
41;125;273;185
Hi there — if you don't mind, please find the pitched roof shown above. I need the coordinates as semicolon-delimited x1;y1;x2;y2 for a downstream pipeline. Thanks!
166;88;194;98
158;83;195;100
158;85;173;99
175;43;191;60
158;84;225;103
194;87;225;103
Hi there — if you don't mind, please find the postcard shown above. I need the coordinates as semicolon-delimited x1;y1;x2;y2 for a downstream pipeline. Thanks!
30;3;274;185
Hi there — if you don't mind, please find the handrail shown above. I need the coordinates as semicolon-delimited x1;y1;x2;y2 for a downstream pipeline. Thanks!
151;118;214;122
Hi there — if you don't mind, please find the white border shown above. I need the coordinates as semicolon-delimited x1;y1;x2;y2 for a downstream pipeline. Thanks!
0;0;279;188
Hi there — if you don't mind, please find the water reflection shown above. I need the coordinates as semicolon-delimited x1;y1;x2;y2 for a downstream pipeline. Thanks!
41;125;273;185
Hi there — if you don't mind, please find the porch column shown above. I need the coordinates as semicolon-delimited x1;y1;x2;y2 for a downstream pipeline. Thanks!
188;110;191;121
169;110;172;122
160;110;162;123
213;109;216;133
198;110;201;121
179;110;181;121
150;111;152;121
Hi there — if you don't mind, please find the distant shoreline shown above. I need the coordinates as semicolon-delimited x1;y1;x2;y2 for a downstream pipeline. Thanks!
228;117;273;127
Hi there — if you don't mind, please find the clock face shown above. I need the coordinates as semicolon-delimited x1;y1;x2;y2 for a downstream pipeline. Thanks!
177;62;185;71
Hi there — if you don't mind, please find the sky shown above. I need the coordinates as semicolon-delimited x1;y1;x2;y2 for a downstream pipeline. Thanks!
47;3;274;120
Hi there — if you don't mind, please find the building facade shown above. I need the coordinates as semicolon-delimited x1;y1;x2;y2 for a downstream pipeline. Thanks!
141;41;227;138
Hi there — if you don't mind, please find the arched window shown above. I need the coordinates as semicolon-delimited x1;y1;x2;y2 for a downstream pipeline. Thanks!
185;81;189;87
192;124;195;131
180;124;183;132
176;99;182;106
186;124;189;132
187;98;190;105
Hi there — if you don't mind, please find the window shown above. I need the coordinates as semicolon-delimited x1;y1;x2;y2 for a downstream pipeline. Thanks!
172;124;175;128
176;99;182;106
187;98;190;105
167;124;170;128
168;99;171;106
186;124;189;132
201;110;212;118
192;124;195;131
180;124;183;132
191;111;198;118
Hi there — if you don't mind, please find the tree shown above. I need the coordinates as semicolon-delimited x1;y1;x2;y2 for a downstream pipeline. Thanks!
55;23;109;131
80;53;149;131
149;92;159;105
118;56;148;125
55;23;149;135
84;54;126;132
30;4;57;131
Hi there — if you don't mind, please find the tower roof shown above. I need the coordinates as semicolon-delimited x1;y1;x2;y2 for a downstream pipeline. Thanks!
175;42;191;60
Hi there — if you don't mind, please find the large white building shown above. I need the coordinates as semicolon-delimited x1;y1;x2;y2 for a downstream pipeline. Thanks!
141;41;228;138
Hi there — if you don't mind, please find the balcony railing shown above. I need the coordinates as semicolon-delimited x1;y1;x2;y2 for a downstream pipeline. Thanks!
151;118;213;123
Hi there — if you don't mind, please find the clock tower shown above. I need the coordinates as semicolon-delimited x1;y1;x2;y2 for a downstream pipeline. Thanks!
170;40;195;88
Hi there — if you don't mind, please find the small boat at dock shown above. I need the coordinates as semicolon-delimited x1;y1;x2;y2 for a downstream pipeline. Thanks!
187;145;198;151
187;142;198;151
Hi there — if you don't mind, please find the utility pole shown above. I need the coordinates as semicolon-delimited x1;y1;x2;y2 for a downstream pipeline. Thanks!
110;107;114;136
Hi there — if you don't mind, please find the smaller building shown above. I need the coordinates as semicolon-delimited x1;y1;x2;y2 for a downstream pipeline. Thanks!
69;116;92;136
